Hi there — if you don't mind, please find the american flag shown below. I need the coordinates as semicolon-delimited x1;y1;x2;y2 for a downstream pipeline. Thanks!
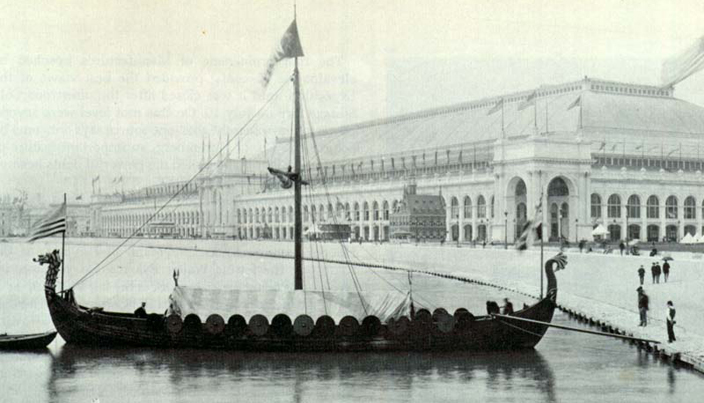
27;203;66;243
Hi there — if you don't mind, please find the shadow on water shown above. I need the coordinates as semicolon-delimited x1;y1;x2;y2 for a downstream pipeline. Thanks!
49;345;557;402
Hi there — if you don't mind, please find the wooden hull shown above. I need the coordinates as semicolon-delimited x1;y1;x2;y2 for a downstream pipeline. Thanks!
45;286;556;352
0;331;57;350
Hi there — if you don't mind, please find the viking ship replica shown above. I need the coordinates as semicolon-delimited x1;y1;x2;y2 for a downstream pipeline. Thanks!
37;16;565;352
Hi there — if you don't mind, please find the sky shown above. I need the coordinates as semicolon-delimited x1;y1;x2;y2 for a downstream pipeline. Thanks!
1;0;704;204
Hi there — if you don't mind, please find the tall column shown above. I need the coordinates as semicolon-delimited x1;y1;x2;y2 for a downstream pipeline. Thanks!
641;198;647;242
659;202;666;242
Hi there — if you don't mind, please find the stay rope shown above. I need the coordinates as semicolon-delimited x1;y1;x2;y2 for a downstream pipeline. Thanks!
70;79;290;289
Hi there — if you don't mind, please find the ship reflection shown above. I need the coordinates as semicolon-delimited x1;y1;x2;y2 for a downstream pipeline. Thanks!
49;345;557;402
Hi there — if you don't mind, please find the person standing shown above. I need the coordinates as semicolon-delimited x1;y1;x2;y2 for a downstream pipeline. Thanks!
502;298;514;315
654;262;662;284
663;261;671;282
637;265;645;286
650;262;657;284
637;287;649;327
619;241;625;255
666;301;676;343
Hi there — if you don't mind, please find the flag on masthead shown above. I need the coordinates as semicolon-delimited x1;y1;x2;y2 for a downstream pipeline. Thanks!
262;20;305;87
28;203;66;242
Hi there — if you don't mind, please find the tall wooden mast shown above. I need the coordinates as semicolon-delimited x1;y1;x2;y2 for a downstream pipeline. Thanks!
293;55;303;290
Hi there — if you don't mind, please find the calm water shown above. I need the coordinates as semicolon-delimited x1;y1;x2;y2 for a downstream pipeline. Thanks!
1;240;702;402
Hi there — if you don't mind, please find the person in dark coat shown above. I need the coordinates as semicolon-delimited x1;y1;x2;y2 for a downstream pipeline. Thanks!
486;301;500;315
134;302;147;318
619;241;625;255
637;265;645;286
502;298;514;315
666;301;676;343
637;287;649;327
663;261;671;282
654;262;662;284
650;262;657;284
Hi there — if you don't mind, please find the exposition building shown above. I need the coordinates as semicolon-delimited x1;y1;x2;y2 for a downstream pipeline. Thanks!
90;77;704;245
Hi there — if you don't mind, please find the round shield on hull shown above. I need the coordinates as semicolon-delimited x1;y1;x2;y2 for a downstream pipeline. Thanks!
227;314;247;337
249;314;269;336
166;314;183;334
361;316;382;337
434;312;455;333
271;314;293;337
206;314;225;335
294;315;314;336
388;316;409;336
183;314;202;333
338;316;359;337
314;315;335;337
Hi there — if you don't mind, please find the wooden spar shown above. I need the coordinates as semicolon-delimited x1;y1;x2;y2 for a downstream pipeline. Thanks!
61;193;66;292
293;54;302;290
493;314;661;344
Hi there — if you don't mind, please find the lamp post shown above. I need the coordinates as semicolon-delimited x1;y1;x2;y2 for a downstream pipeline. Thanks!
625;209;629;254
504;211;508;249
575;218;579;245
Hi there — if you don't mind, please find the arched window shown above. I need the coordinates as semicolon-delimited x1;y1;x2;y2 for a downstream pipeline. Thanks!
303;205;309;222
666;196;678;219
627;195;640;219
354;202;360;221
451;197;459;219
591;194;601;219
477;196;486;219
363;202;370;221
684;196;696;219
548;177;569;196
647;196;659;219
463;196;472;219
607;194;621;218
311;205;317;222
383;201;390;220
373;201;379;221
490;196;495;218
327;203;333;220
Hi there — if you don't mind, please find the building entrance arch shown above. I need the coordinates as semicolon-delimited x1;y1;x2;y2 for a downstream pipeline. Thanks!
547;177;571;242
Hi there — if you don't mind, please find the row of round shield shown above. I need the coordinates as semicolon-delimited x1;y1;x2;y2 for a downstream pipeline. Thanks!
165;307;475;338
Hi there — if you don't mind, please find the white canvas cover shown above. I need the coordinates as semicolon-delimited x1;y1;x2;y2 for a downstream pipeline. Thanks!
680;233;694;244
591;224;609;236
169;287;411;323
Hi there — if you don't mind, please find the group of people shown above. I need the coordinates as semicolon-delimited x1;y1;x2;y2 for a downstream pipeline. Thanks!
637;260;671;285
636;287;677;343
486;298;514;315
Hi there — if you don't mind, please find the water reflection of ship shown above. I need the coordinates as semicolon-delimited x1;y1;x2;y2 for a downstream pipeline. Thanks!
50;345;556;402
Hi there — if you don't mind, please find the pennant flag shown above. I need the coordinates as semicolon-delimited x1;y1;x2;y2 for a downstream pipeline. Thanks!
76;195;83;200
516;196;543;251
635;144;643;150
667;148;678;156
567;95;581;110
92;175;100;184
28;203;66;243
598;142;606;151
517;91;537;111
261;20;305;87
487;99;503;115
611;143;619;151
661;36;704;88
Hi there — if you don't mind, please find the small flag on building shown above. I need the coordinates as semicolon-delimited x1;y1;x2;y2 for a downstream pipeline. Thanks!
487;99;504;115
28;203;66;243
262;20;305;87
598;142;606;151
567;95;581;110
517;91;537;111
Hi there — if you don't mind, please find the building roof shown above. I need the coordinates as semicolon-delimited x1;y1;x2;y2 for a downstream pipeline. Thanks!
267;77;704;165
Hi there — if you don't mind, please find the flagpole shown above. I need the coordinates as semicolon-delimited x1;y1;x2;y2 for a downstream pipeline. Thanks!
501;100;505;138
61;193;66;293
